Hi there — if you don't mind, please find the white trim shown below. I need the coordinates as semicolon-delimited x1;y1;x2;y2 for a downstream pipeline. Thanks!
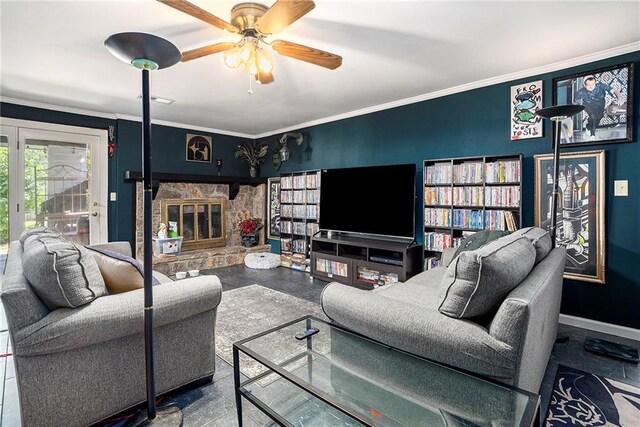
559;314;640;342
0;118;109;244
3;42;640;139
0;97;117;120
113;114;253;139
254;42;640;138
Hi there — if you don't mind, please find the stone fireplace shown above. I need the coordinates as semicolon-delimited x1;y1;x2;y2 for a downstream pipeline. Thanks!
133;179;270;276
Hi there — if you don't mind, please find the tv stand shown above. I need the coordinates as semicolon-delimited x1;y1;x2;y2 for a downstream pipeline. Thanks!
311;234;422;289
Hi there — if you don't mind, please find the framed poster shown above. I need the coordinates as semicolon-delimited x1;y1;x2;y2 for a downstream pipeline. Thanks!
552;62;634;147
510;80;543;140
186;134;212;163
534;150;605;283
267;177;281;239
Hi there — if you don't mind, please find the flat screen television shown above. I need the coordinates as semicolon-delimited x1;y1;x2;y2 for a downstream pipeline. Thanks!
319;164;416;239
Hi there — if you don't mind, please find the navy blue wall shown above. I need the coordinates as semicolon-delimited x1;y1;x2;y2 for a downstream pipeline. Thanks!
259;51;640;329
2;50;639;328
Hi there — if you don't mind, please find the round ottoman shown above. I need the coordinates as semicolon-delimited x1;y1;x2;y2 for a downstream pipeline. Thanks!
244;252;280;269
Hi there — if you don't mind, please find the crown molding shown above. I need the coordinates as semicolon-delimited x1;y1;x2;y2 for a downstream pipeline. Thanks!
113;114;253;139
0;96;117;120
3;42;639;140
254;42;640;138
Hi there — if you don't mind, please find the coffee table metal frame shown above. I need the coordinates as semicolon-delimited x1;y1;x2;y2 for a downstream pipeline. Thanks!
233;315;540;427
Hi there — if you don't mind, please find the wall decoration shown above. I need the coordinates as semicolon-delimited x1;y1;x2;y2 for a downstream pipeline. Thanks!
511;80;543;140
553;62;634;146
267;177;281;239
534;150;605;283
186;134;212;163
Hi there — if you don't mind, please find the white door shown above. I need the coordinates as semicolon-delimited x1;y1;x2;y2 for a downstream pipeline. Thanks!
0;120;107;266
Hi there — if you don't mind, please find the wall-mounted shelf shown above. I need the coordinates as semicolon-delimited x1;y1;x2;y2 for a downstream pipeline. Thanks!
123;171;266;200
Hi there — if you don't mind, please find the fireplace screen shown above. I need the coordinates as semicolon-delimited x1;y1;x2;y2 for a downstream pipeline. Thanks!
163;198;226;250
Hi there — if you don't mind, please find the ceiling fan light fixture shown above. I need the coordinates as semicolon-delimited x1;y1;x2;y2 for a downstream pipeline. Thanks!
256;48;273;73
224;47;241;68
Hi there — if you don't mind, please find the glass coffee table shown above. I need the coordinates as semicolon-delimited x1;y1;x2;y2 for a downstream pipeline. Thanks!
233;315;540;426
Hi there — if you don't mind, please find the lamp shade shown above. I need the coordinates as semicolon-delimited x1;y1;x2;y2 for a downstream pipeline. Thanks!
536;104;585;121
105;32;181;70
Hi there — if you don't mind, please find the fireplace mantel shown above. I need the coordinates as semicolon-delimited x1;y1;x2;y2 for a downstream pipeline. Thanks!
124;171;267;200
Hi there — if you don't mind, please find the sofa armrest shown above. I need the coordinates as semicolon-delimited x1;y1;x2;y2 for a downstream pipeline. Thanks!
87;241;133;257
13;275;222;356
322;282;518;379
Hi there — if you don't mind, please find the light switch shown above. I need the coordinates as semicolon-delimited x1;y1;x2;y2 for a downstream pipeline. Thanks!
110;192;117;201
614;180;628;197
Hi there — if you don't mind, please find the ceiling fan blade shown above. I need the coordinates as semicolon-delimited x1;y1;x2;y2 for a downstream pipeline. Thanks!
157;0;238;33
255;0;315;35
181;42;237;62
271;40;342;70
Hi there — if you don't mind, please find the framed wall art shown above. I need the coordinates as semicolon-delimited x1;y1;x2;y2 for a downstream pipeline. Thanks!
186;134;212;163
267;177;281;239
552;62;634;147
534;149;605;283
510;80;543;140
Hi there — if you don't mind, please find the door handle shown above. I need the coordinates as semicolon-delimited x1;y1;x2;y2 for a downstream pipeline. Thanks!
91;211;98;217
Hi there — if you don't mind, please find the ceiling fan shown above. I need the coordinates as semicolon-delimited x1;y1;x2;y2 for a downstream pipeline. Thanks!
158;0;343;85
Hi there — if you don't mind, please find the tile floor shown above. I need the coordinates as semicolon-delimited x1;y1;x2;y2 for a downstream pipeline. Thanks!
1;265;638;426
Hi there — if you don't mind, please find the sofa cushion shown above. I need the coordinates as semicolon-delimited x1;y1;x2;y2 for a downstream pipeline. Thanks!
438;235;536;319
22;234;107;309
453;229;509;259
510;227;552;264
86;246;160;294
18;226;62;244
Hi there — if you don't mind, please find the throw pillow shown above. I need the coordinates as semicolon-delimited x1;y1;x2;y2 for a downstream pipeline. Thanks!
510;226;553;265
438;234;536;319
22;234;107;310
18;226;62;244
453;229;509;259
86;246;160;293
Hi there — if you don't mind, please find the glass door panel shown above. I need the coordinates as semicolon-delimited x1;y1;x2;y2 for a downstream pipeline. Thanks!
22;139;91;246
0;134;9;273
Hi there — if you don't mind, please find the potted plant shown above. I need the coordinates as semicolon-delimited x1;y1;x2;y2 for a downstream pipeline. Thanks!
234;210;263;247
234;141;269;177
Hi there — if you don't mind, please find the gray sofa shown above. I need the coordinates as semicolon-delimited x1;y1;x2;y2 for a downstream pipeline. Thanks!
0;239;222;427
322;228;565;394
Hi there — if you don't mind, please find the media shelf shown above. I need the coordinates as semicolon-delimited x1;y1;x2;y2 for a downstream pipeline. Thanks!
311;233;422;290
279;170;321;272
423;153;523;269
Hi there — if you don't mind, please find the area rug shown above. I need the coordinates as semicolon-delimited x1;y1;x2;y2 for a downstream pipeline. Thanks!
215;284;327;379
545;365;640;426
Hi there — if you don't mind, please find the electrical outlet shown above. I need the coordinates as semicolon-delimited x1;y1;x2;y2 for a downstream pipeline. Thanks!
614;180;628;197
110;192;117;201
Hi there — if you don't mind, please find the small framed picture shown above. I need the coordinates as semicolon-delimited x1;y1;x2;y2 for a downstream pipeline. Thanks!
186;134;212;163
534;150;606;283
552;62;634;146
267;177;281;239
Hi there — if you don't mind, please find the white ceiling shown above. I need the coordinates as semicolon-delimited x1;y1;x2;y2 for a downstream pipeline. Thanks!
1;1;639;138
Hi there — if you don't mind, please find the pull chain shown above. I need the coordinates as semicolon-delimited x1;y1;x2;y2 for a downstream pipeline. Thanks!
248;74;254;95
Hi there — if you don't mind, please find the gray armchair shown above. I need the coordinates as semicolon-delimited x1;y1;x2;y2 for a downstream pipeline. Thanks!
1;241;222;427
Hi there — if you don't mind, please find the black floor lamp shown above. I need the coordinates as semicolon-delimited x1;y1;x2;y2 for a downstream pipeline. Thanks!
536;105;639;362
535;105;584;247
105;32;183;426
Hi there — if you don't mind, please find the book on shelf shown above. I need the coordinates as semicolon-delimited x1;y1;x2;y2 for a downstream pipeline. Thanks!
424;208;452;227
453;186;483;206
485;160;521;183
424;186;452;205
453;209;484;230
453;162;483;184
306;173;319;188
424;256;442;270
280;190;293;203
485;186;520;207
424;162;452;184
281;176;293;189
